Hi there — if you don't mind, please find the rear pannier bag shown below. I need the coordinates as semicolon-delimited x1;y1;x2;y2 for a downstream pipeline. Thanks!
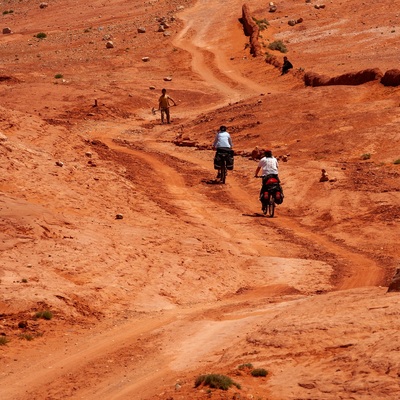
226;150;234;170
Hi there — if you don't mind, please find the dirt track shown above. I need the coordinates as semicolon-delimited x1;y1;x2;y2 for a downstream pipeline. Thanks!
1;0;400;399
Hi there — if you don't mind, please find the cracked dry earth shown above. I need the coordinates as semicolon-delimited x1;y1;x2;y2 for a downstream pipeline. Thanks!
0;0;400;399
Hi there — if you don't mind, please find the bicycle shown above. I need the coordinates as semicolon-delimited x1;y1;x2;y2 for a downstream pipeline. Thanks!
214;148;234;184
257;175;281;217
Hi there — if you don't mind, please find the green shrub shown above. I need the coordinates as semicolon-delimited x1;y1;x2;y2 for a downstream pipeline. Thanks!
361;153;371;160
35;310;53;320
195;374;241;390
54;73;63;79
394;159;400;164
264;52;275;60
238;363;253;370
268;40;287;53
252;17;269;31
19;333;34;341
251;368;268;377
35;32;47;39
0;336;9;345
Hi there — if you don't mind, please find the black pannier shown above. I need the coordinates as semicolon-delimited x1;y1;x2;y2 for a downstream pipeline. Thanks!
214;149;234;170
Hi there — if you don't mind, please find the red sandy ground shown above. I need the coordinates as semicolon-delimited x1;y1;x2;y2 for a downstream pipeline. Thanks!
1;0;399;399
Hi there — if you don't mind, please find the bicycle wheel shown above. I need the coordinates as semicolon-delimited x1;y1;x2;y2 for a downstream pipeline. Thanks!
220;159;227;184
268;196;275;217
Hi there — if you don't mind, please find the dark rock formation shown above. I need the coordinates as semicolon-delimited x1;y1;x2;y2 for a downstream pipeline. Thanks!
381;69;400;87
304;68;383;87
241;4;263;57
387;268;400;292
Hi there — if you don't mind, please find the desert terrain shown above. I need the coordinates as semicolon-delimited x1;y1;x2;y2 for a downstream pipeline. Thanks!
1;0;400;399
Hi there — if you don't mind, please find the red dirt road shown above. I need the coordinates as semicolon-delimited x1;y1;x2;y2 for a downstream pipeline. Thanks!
1;0;399;399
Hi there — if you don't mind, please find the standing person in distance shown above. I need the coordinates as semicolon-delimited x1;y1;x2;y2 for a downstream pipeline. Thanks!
158;88;176;124
254;149;279;181
213;126;233;180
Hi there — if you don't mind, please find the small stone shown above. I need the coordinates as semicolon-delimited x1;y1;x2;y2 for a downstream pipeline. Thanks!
137;27;146;33
116;214;123;220
39;2;48;8
55;161;64;167
3;27;12;34
163;76;172;81
142;57;150;62
105;41;114;48
298;382;316;389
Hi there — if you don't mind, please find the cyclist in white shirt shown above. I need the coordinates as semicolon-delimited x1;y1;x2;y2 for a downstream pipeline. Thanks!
213;126;233;180
213;126;232;150
254;149;279;180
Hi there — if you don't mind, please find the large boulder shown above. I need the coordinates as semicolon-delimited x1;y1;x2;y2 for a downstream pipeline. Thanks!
381;69;400;87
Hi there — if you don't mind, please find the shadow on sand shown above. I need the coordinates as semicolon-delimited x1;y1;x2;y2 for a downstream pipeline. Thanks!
242;213;276;218
202;179;225;185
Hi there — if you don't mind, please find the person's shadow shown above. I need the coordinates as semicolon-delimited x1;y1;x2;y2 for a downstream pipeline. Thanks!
202;178;224;185
242;212;269;218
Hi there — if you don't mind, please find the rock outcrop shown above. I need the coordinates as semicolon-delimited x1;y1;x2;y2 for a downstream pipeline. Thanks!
381;69;400;87
241;4;263;57
304;68;383;87
388;268;400;292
